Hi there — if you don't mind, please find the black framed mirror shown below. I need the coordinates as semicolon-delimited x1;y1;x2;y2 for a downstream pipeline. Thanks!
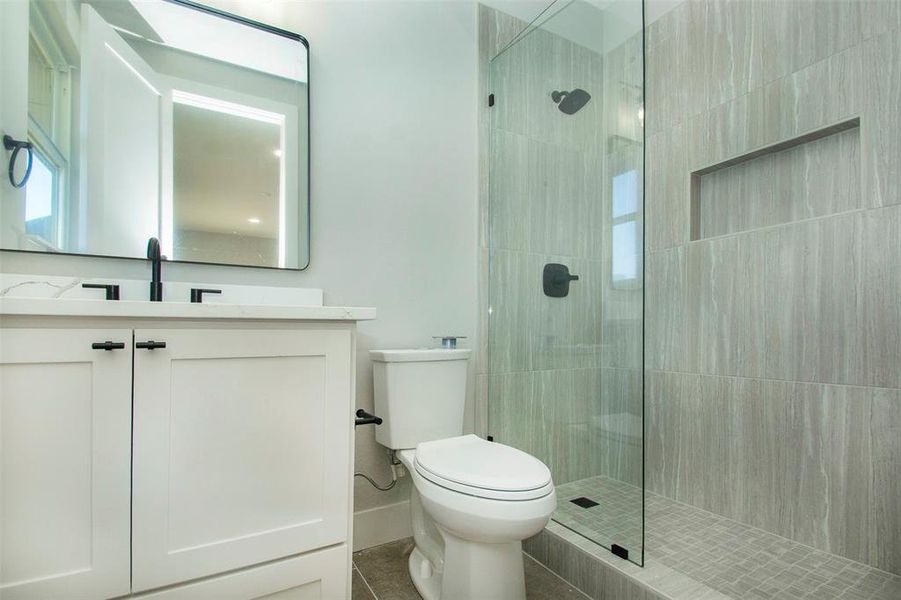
0;0;310;269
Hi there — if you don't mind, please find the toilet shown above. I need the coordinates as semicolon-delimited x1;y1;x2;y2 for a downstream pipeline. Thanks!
371;348;556;600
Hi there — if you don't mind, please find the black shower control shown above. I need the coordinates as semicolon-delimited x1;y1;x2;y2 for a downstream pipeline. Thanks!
543;263;579;297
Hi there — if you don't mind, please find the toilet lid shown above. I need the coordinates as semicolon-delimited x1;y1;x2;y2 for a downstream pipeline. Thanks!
414;435;552;499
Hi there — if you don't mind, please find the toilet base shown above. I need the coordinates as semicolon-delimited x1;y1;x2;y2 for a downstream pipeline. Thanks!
409;546;442;600
408;530;526;600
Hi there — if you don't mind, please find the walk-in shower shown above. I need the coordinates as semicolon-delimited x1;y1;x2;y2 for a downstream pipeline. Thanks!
485;0;645;566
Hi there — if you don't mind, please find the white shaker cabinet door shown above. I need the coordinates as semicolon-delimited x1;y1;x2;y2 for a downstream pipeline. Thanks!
0;328;132;600
132;329;353;592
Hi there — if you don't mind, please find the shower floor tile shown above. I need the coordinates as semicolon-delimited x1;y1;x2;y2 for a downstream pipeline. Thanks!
551;476;901;600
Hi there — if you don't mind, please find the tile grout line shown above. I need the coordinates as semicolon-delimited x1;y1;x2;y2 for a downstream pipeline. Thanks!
352;562;380;600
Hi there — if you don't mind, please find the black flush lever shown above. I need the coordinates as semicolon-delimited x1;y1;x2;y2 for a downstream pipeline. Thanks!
355;409;383;427
83;283;120;300
190;288;221;303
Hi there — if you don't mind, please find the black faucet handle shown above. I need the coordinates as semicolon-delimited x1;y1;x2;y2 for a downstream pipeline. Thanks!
190;288;222;303
82;283;120;300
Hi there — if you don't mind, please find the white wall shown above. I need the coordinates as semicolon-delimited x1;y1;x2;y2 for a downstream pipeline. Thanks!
0;0;480;533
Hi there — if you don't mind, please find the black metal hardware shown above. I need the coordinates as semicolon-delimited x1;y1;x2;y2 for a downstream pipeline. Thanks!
92;341;126;351
611;544;629;561
147;237;164;302
570;496;600;509
354;409;383;427
136;340;167;350
543;263;579;298
190;288;222;303
3;135;33;188
82;283;121;300
488;93;495;107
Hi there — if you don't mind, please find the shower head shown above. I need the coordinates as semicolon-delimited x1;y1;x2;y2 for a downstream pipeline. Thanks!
551;89;591;114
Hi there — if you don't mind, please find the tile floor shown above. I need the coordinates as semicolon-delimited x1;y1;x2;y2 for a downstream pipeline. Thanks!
554;476;901;599
352;538;590;600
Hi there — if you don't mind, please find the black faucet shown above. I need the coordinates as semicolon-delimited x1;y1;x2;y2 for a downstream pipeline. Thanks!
147;237;163;302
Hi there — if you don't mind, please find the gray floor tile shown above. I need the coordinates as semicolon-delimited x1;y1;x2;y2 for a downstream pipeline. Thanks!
353;539;421;600
352;567;377;600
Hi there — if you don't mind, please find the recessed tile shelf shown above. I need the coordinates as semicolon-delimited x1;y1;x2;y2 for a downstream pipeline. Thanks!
690;118;862;240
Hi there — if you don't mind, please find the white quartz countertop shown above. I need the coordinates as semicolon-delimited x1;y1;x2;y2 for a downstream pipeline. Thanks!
0;297;376;321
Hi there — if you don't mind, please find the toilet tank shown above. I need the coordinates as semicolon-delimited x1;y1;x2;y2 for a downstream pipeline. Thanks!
370;348;471;450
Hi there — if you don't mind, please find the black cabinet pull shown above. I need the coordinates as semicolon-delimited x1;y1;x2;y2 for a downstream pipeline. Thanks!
83;283;120;300
92;341;125;351
136;340;167;350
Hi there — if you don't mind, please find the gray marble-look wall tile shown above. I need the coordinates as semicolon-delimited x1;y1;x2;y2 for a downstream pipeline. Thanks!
688;231;766;378
488;128;531;252
704;0;751;109
870;388;901;575
860;0;901;41
570;257;605;370
488;249;532;373
673;375;758;519
645;247;695;373
862;28;901;208
594;368;642;486
644;0;705;136
646;123;690;252
485;6;527;60
763;212;865;386
761;381;873;565
862;206;901;389
645;370;688;500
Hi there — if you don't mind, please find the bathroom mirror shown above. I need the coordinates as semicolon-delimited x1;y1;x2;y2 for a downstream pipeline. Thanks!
0;0;310;269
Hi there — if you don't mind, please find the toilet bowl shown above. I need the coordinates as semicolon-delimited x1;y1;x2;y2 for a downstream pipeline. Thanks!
398;436;556;600
370;348;555;600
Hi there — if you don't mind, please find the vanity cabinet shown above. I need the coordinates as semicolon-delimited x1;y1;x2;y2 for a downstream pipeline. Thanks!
0;329;132;599
0;311;365;600
132;329;352;592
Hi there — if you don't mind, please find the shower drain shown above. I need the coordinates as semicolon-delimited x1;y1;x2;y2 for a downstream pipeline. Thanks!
570;496;599;509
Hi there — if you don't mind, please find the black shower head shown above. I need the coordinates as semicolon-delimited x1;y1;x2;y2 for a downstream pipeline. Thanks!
551;88;591;114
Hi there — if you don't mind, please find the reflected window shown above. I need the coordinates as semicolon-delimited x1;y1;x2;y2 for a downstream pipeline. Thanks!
611;170;639;286
24;148;60;246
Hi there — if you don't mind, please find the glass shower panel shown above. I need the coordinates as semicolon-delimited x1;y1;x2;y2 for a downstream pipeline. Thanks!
487;0;645;565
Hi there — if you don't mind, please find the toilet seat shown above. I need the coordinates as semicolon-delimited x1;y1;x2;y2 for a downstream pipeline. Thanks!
413;435;554;501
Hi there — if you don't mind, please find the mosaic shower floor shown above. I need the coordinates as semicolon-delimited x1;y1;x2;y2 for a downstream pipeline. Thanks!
554;476;901;600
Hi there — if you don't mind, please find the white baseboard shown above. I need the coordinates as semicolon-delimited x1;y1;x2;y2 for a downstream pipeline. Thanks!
353;500;412;551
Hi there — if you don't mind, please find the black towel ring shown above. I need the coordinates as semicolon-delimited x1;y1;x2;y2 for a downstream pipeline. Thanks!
3;135;34;189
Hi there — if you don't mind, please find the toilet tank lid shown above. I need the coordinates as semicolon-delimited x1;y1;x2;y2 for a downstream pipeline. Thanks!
370;348;471;362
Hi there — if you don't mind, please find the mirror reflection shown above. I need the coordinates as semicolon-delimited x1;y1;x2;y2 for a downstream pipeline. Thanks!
2;0;310;269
